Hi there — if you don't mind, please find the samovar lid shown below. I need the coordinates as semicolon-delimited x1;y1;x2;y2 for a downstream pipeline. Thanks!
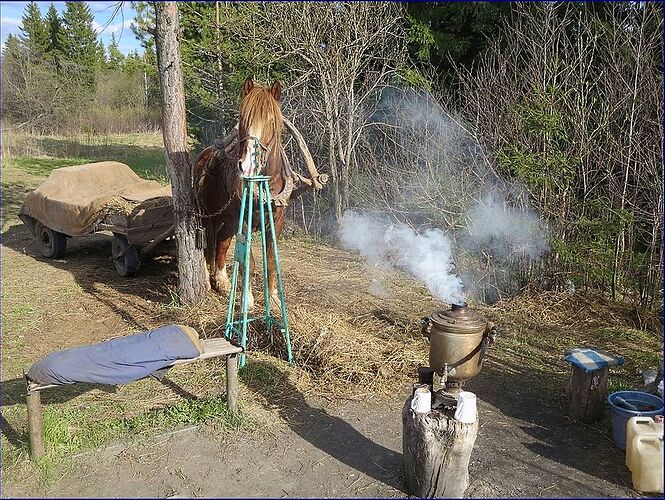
430;302;487;334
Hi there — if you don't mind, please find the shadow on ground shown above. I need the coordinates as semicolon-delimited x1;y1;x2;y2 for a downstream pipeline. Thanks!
240;359;404;492
2;222;177;331
0;375;195;454
466;349;635;494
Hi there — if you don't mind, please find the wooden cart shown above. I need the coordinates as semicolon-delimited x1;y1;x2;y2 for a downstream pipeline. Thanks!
19;162;174;277
20;202;174;277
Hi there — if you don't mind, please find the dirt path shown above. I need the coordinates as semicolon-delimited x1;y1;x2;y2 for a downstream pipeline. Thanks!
3;384;644;498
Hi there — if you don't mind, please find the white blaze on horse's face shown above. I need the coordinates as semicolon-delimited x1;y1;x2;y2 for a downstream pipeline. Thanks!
239;129;263;177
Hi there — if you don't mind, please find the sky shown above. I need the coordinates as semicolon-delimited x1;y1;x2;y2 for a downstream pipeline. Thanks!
0;1;143;55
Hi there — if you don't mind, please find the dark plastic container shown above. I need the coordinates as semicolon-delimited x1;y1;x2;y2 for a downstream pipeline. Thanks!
608;391;663;450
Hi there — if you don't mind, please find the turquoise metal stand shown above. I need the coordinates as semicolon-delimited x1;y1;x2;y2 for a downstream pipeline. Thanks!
224;175;293;368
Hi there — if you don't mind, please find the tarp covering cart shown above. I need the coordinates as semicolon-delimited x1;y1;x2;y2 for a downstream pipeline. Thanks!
19;161;174;276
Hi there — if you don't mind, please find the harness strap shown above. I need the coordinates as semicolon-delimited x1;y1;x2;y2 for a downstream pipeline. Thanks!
237;135;271;152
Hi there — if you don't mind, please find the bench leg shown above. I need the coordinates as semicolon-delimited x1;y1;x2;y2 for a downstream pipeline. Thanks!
226;354;238;413
26;391;45;460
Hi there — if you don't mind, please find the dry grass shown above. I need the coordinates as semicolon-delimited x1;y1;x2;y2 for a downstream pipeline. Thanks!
166;236;662;400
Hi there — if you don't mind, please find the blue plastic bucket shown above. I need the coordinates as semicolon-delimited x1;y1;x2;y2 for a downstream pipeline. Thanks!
607;391;663;450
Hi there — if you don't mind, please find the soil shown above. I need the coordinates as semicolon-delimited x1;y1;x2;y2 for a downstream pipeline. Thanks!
0;212;656;498
3;389;645;498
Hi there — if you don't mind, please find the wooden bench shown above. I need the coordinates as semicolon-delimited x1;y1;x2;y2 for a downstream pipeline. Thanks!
25;337;243;460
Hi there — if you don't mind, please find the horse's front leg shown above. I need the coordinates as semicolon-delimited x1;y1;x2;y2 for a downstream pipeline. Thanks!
266;207;286;311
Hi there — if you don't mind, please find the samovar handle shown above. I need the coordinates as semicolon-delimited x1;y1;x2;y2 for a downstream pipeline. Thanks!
420;316;432;340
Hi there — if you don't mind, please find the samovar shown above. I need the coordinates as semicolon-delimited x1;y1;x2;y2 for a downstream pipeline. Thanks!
421;302;497;395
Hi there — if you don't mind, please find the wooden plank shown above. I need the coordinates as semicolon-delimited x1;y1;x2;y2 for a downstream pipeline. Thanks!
96;223;128;235
26;336;242;460
27;339;243;393
126;223;174;244
170;338;243;365
140;224;175;255
129;203;172;224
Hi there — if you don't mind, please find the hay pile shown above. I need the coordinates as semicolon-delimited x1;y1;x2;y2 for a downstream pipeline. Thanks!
170;237;661;398
491;289;660;334
171;239;440;397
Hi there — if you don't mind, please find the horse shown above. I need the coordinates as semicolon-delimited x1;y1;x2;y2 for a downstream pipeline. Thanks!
194;77;292;310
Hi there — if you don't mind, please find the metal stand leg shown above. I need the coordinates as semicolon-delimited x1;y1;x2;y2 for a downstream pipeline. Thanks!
224;176;294;369
265;185;293;363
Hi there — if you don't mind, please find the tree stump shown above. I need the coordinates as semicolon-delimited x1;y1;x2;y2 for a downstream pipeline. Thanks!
402;396;478;498
566;365;609;423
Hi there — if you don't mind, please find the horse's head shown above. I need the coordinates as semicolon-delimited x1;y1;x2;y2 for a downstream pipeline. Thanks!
237;77;283;177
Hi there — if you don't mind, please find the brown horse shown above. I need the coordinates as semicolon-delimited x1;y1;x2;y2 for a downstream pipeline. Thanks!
194;77;292;309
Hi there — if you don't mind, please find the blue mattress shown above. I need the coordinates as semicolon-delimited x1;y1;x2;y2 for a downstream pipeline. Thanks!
27;324;201;386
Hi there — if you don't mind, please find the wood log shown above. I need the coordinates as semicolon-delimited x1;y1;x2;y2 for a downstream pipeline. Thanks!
283;117;323;188
402;397;478;498
289;173;329;201
226;353;238;413
566;365;608;423
26;390;45;460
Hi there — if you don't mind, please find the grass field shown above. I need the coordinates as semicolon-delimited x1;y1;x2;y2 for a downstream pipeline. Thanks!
1;131;662;491
2;131;169;180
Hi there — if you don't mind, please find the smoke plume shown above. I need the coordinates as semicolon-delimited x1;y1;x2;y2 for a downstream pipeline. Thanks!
338;211;465;304
337;87;549;303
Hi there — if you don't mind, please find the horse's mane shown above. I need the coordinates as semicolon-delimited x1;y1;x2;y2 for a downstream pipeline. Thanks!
198;82;287;208
239;84;284;154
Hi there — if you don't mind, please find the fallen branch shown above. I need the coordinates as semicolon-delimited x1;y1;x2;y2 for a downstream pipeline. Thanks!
283;117;323;189
219;117;325;190
290;172;329;201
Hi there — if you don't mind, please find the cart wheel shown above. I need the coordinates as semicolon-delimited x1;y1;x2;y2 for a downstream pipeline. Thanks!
111;235;140;277
34;221;67;258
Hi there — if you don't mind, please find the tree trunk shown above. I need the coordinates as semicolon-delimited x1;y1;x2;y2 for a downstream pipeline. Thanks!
402;398;478;498
154;1;209;305
566;366;609;423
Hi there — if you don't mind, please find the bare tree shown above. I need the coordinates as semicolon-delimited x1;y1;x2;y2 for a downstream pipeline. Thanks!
257;3;408;220
154;1;209;304
455;2;663;308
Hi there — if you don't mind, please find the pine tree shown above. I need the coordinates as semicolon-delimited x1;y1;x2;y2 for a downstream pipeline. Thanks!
107;33;124;69
58;3;97;63
2;33;22;60
58;2;99;86
20;1;49;54
97;40;107;66
45;3;63;59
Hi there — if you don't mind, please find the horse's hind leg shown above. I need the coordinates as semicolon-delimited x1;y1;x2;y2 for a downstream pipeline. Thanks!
213;223;234;294
204;219;218;289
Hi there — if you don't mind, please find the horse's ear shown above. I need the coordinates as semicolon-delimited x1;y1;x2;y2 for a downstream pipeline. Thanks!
270;80;282;101
242;77;254;97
